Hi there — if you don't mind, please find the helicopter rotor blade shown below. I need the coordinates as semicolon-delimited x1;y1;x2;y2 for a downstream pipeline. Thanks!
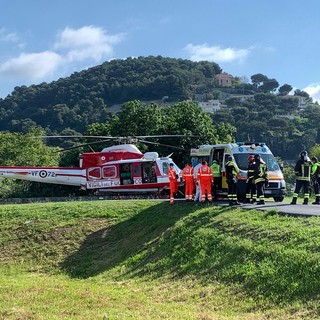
42;135;141;144
134;134;199;139
42;134;199;139
137;138;186;151
135;134;185;138
42;134;198;152
40;135;116;140
55;139;112;153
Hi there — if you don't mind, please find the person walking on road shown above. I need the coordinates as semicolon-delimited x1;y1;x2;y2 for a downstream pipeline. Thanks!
291;151;312;205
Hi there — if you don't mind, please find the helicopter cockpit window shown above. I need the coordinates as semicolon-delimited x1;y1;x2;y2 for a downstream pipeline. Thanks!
88;167;101;180
102;166;116;178
162;162;170;175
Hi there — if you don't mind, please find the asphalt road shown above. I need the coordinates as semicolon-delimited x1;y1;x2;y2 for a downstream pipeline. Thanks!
240;201;320;217
2;196;320;217
184;199;320;217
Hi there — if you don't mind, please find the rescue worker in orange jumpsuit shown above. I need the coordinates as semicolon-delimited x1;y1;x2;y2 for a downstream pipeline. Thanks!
181;162;194;201
197;161;213;203
168;163;179;205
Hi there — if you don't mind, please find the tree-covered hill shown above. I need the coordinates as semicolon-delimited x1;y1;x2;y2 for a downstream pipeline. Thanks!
213;92;320;159
1;54;320;160
0;56;221;134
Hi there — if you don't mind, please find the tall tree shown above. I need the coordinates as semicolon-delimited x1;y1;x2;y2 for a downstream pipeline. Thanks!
278;84;293;96
0;128;61;198
294;89;310;98
108;100;163;137
86;101;235;165
259;78;279;93
251;73;269;88
0;129;60;166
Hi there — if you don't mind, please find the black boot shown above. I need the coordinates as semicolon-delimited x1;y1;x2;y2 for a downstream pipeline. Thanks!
290;198;297;205
303;199;308;205
312;197;320;205
256;200;265;205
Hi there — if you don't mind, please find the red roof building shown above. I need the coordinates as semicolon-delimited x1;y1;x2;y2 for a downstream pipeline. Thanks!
215;73;233;87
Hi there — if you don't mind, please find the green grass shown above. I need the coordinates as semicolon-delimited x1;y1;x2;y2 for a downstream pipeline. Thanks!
1;200;320;319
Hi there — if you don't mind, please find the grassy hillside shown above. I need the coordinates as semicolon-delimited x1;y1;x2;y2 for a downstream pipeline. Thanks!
1;200;320;319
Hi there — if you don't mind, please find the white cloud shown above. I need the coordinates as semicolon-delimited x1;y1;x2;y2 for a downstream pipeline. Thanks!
0;51;63;80
184;43;250;63
249;44;276;53
0;28;19;43
54;25;124;62
304;83;320;103
263;46;276;53
0;25;124;84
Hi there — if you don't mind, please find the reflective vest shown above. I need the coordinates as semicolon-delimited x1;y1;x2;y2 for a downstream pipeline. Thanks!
197;165;213;182
210;161;221;178
312;162;320;176
247;162;255;181
226;160;239;178
182;165;194;181
254;162;268;183
295;159;311;181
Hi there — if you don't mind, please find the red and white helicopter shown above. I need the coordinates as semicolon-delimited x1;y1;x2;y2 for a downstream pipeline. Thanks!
0;135;187;195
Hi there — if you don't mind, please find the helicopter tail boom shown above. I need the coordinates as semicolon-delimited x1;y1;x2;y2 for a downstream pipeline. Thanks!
0;166;85;187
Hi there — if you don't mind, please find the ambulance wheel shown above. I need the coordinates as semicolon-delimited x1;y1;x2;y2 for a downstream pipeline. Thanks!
273;196;284;202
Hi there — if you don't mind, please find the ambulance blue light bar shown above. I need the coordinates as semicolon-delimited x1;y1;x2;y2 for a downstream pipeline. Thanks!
236;142;266;147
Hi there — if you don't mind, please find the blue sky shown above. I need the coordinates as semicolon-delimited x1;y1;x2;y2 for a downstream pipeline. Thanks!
1;0;320;102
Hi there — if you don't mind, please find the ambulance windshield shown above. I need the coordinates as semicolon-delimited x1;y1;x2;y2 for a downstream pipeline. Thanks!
233;154;280;172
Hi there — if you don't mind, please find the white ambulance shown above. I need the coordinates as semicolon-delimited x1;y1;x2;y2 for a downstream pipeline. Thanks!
190;142;286;202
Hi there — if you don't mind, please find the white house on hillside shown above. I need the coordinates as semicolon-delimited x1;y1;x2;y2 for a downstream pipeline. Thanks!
288;95;307;110
198;100;222;113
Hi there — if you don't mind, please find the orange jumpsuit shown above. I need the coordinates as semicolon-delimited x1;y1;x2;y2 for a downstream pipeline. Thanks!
182;164;194;201
168;166;178;205
197;164;213;202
